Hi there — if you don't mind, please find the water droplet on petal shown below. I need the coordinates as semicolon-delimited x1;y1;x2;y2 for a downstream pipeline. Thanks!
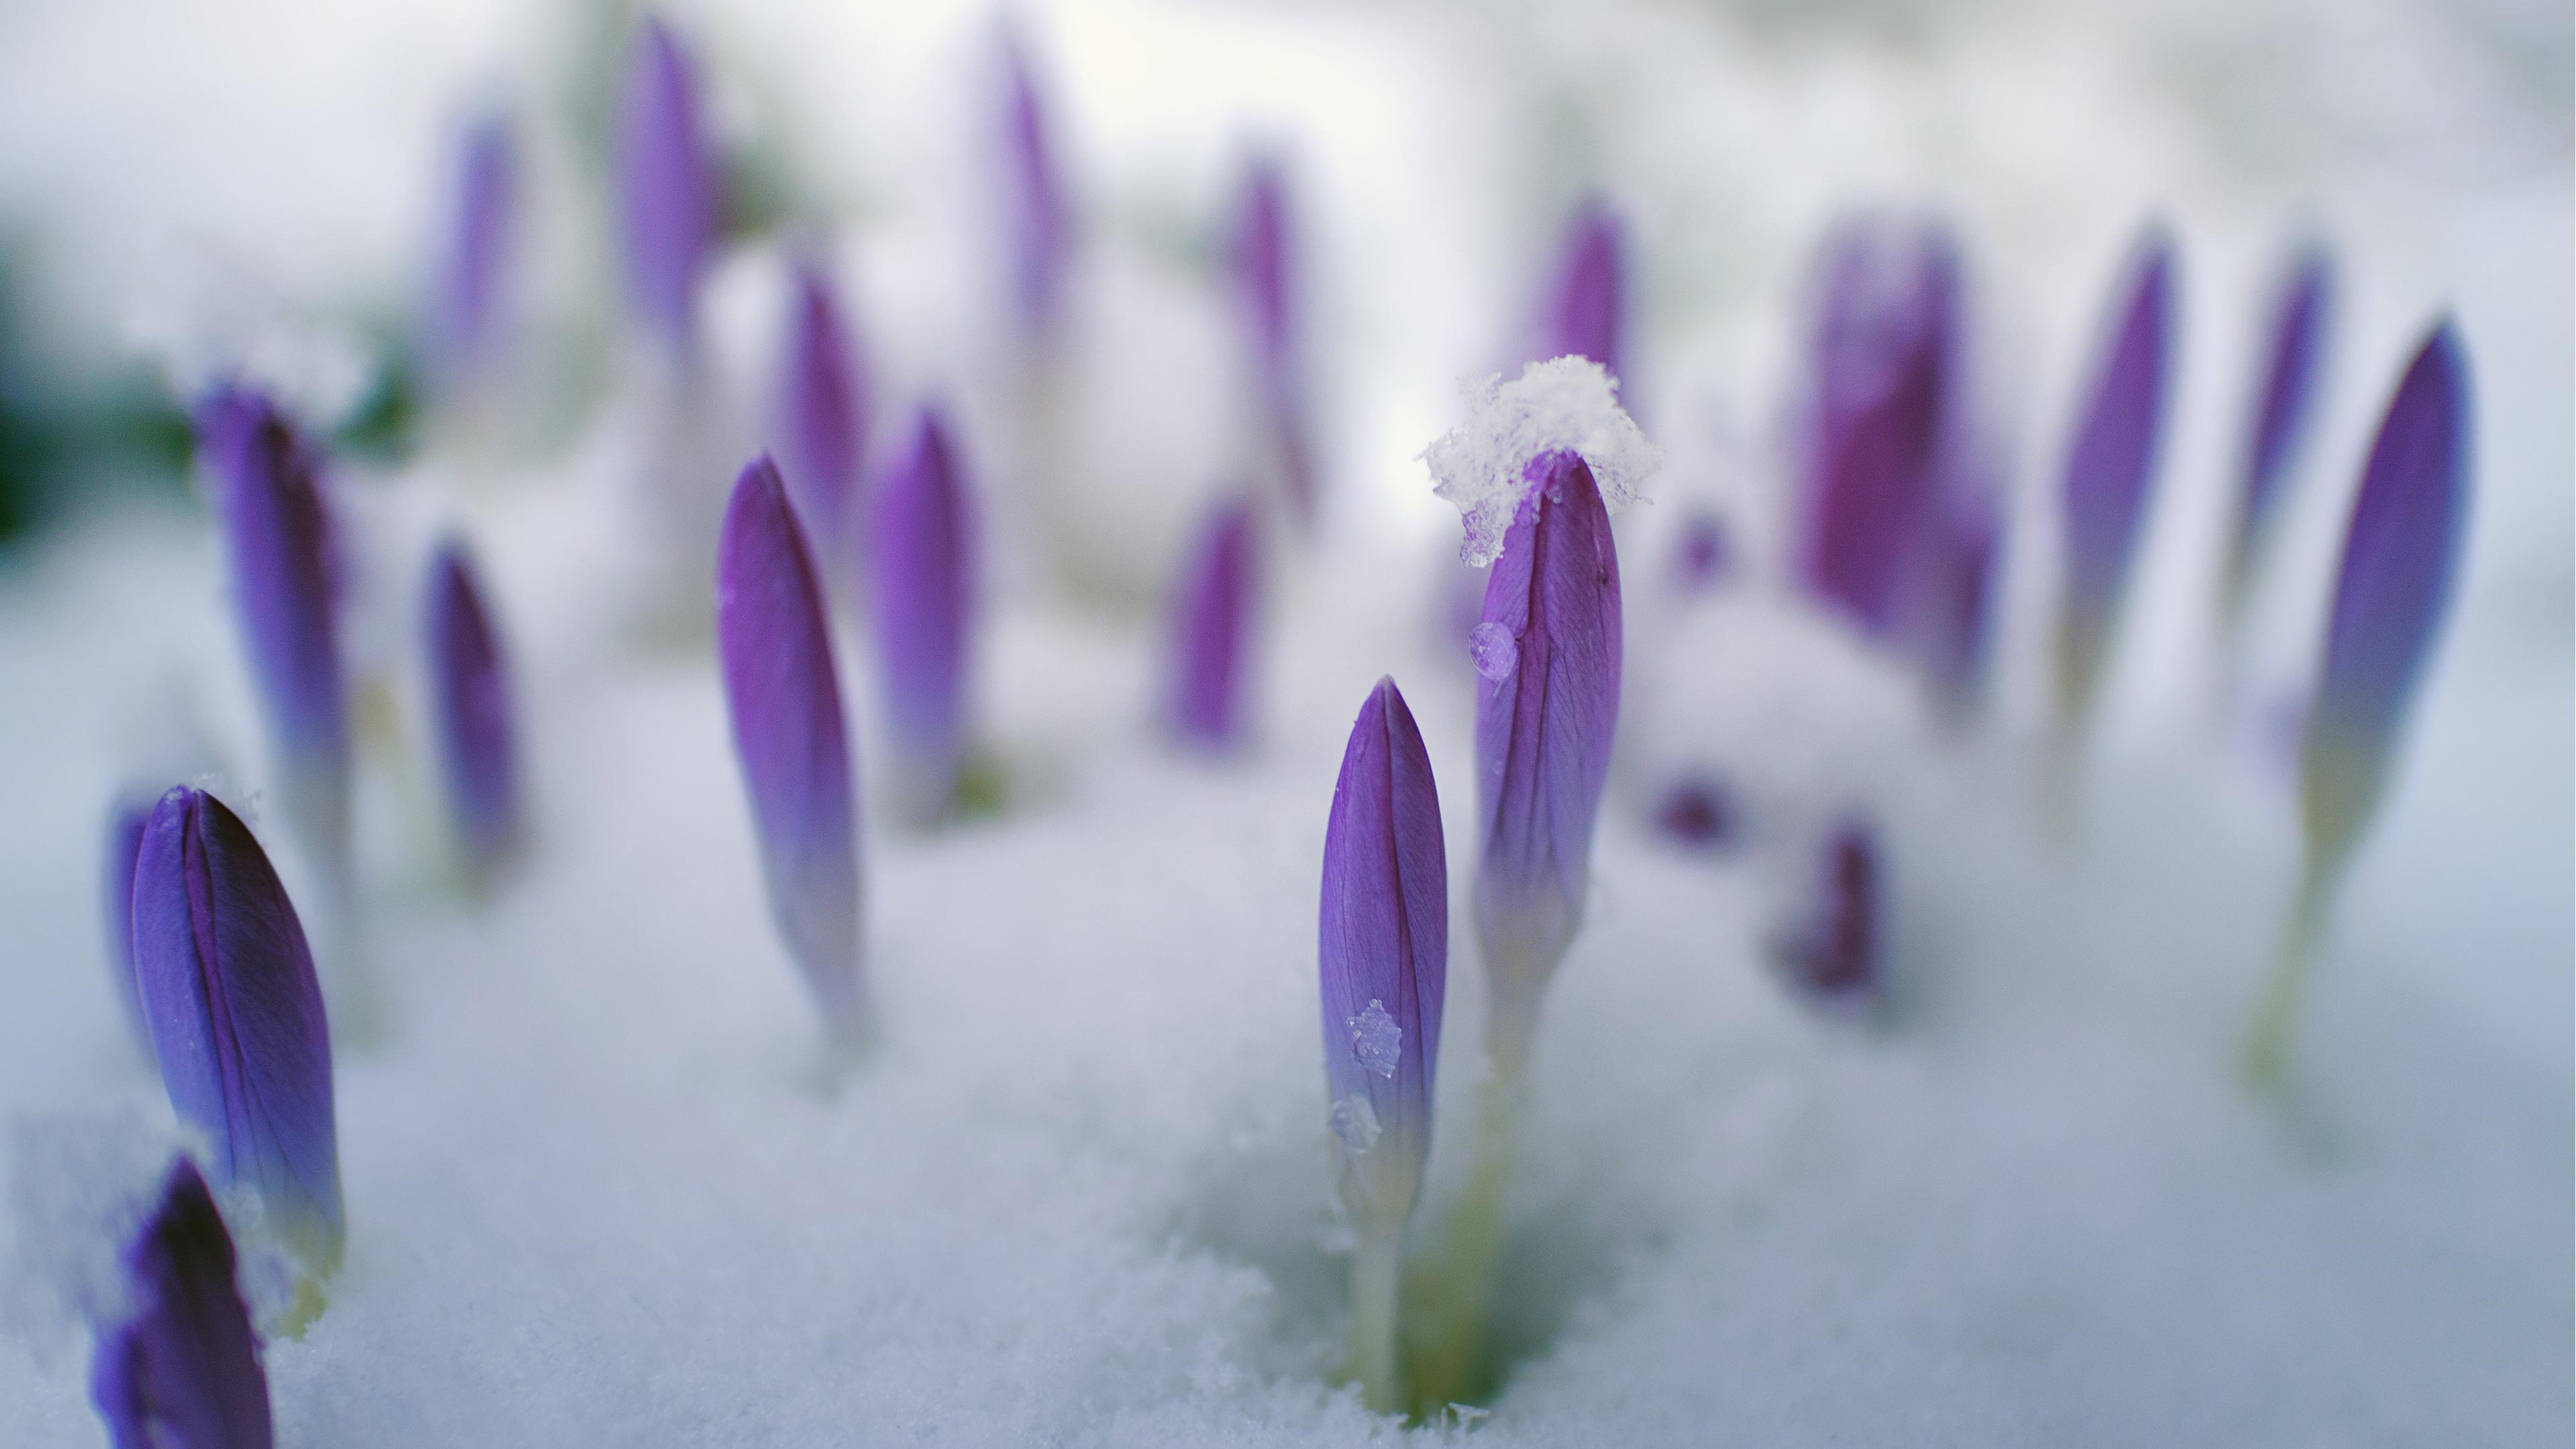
1329;1093;1382;1152
1468;622;1518;682
1348;999;1402;1077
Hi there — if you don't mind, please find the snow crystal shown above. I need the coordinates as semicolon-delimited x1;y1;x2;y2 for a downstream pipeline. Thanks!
1468;621;1519;682
1421;356;1662;566
1346;1000;1402;1078
1327;1093;1382;1154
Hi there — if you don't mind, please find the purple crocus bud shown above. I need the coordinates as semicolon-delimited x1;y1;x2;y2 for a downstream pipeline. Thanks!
1768;820;1881;1012
194;386;350;865
89;1158;272;1449
1319;677;1448;1226
1921;486;2000;724
1795;215;1960;641
425;538;521;876
616;15;716;352
1472;451;1623;1072
131;788;343;1280
2224;244;2333;616
1671;508;1733;596
871;410;977;825
2301;322;2472;871
1165;494;1260;752
104;800;152;1046
773;260;871;580
1000;28;1071;343
1234;156;1314;526
1540;198;1627;381
716;457;867;1045
2053;229;2176;722
1652;775;1736;851
431;110;517;386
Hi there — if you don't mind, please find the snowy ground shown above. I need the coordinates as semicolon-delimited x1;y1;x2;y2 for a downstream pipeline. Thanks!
0;0;2567;1445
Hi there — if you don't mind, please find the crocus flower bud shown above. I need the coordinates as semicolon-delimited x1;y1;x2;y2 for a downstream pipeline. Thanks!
131;788;343;1283
2302;321;2471;874
425;538;521;877
89;1159;272;1449
1540;198;1627;382
2053;229;2176;726
1921;488;2000;724
1768;821;1882;1014
1234;156;1314;525
195;386;350;868
1796;215;1959;641
1671;509;1733;597
1471;451;1623;1071
431;111;517;388
773;260;871;583
1000;28;1070;343
104;799;151;1046
716;457;867;1046
616;15;716;352
2224;244;2332;619
871;411;977;825
1165;494;1260;751
1652;775;1736;851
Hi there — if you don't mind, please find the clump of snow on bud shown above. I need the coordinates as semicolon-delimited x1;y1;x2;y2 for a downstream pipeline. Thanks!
1423;356;1661;565
1468;621;1519;681
1347;1000;1402;1078
1328;1093;1382;1153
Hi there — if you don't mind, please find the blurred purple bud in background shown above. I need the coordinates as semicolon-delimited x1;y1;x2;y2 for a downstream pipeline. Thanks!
1539;197;1627;383
425;538;522;877
2053;227;2176;724
131;788;344;1279
616;15;716;352
1670;508;1733;597
430;109;517;388
871;409;977;826
1166;494;1260;753
1652;775;1737;851
1234;155;1315;525
716;457;867;1045
2225;244;2333;619
1769;820;1881;1012
89;1158;272;1449
1000;27;1071;343
773;259;871;584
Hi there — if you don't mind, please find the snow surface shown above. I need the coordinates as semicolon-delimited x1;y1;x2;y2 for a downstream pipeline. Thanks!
0;0;2567;1446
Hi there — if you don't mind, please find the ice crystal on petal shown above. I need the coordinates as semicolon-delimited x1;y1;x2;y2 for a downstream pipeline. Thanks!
1468;621;1519;682
1348;999;1402;1078
1328;1093;1383;1153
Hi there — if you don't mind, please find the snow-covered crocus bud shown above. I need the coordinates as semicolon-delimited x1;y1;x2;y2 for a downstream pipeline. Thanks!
430;110;517;388
1000;28;1070;344
131;788;343;1287
1165;494;1260;751
2301;322;2471;877
716;457;867;1046
1768;821;1882;1015
1795;215;1960;641
1540;198;1626;380
1318;676;1447;1412
2052;229;2176;726
1471;451;1625;1073
1234;156;1313;525
871;411;977;825
195;386;350;867
103;799;152;1046
2224;245;2332;619
773;260;870;584
616;15;716;353
89;1158;272;1449
425;538;521;878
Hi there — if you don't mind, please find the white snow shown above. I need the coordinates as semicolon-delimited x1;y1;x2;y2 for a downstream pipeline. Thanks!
1423;358;1662;566
1347;1001;1403;1080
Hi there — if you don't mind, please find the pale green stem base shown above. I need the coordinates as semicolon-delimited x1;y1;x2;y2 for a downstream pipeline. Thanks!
1348;1224;1405;1413
1403;1041;1529;1414
2244;854;2337;1090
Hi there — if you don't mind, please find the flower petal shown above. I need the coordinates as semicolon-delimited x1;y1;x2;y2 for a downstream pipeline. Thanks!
2054;228;2176;718
90;1159;272;1449
425;538;522;873
870;410;977;825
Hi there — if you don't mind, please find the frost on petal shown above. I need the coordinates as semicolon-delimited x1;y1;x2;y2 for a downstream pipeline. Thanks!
89;1159;272;1449
1328;1093;1382;1154
130;788;343;1278
1348;999;1403;1078
1423;357;1660;566
717;456;866;1039
2302;321;2472;866
1468;621;1519;682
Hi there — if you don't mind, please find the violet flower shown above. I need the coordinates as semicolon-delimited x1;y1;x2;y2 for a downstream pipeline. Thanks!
716;457;867;1046
1234;156;1314;525
2224;244;2333;618
1317;676;1447;1411
1795;215;1960;641
431;110;517;387
2249;321;2470;1086
1921;485;2000;724
130;788;343;1285
1472;450;1623;1075
616;15;716;352
1540;198;1627;382
773;260;871;584
1652;775;1736;851
1166;494;1260;752
2053;229;2176;725
1769;821;1881;1013
89;1158;272;1449
1000;28;1071;343
871;409;977;825
425;538;521;877
103;799;152;1047
195;386;350;867
1671;508;1733;596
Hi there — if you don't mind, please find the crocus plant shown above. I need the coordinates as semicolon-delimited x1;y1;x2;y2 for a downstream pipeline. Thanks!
1234;157;1315;527
2245;321;2471;1087
1165;494;1261;752
91;1159;274;1449
774;259;871;595
424;537;523;881
429;110;517;398
871;409;979;826
2223;245;2333;625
